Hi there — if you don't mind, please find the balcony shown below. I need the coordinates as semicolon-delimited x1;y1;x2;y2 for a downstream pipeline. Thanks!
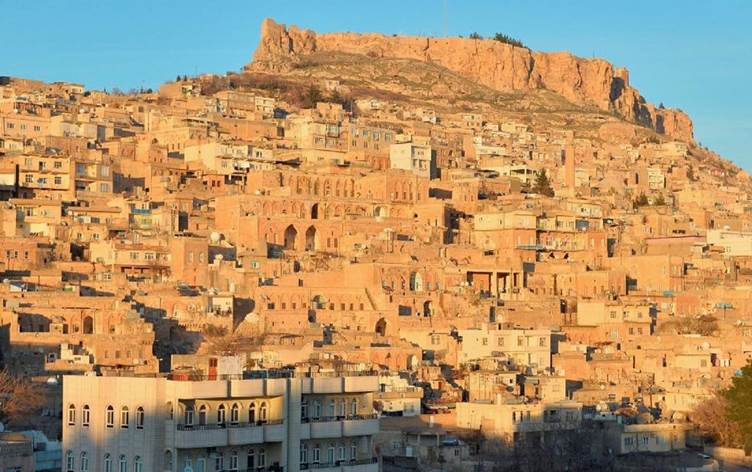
304;415;378;439
301;375;379;394
174;420;284;448
342;416;379;437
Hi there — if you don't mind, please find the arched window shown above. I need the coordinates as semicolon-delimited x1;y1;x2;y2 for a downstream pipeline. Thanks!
120;406;129;428
118;455;127;472
248;403;256;424
65;450;75;472
134;456;143;472
259;402;268;423
350;399;358;417
106;406;114;428
328;400;336;417
217;404;226;426
198;405;207;425
80;451;89;472
136;407;144;429
338;399;346;418
82;405;90;426
185;405;194;426
163;451;173;471
230;403;239;425
104;454;112;472
67;404;76;425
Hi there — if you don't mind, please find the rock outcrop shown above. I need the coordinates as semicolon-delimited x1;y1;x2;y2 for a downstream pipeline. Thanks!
248;18;693;142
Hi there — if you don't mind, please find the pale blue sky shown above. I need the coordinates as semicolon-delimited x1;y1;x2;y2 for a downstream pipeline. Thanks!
2;1;750;167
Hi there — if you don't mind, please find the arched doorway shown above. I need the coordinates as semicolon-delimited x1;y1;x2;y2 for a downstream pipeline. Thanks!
283;225;297;250
423;301;432;317
82;316;94;334
375;318;387;336
305;226;317;251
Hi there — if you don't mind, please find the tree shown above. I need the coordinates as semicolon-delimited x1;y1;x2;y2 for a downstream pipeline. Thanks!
692;395;743;448
493;32;526;48
726;362;752;452
532;170;555;197
0;370;44;426
654;194;666;206
301;85;323;109
469;32;483;40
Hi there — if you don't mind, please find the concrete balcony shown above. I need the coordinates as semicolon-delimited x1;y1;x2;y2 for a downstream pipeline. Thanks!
306;415;379;439
174;425;230;448
174;420;284;448
342;417;379;437
309;418;343;439
264;421;286;442
303;458;378;472
303;376;379;394
228;423;264;445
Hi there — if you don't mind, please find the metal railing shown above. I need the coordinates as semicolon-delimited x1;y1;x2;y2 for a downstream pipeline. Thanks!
176;419;284;431
302;458;378;470
303;414;378;423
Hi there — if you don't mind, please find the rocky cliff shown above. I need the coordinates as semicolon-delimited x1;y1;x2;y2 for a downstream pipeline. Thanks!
248;18;693;142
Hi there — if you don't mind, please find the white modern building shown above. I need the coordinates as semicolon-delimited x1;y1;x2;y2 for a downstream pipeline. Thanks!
62;374;380;472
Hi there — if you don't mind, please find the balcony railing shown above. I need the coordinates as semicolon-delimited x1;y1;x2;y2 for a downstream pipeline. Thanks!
218;467;284;472
176;419;284;431
303;414;378;424
302;458;378;469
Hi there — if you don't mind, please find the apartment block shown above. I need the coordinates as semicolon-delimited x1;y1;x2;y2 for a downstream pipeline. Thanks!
62;374;379;472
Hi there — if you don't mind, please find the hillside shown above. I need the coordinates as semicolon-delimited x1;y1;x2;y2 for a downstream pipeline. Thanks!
247;18;693;142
